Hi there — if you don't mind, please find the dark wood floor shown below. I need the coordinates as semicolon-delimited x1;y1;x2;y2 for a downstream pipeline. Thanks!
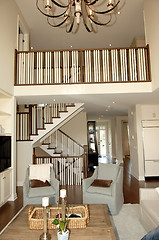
1;156;159;233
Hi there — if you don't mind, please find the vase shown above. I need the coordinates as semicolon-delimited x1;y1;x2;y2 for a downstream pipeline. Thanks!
57;229;69;240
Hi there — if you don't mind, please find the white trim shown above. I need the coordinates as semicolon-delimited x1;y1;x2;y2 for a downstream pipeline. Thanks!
139;176;145;181
17;181;24;186
0;206;25;235
8;193;17;201
132;171;145;181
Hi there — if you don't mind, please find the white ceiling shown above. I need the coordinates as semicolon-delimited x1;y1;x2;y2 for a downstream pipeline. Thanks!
15;0;145;50
14;0;157;120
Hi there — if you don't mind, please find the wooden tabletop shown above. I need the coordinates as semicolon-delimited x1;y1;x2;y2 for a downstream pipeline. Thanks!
0;204;116;240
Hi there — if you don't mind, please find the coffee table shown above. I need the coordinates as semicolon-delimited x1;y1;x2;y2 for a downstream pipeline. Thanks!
0;204;116;240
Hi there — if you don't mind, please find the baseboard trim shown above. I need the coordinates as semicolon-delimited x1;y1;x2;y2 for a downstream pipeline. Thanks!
8;193;17;201
131;171;145;181
17;181;23;186
138;176;145;181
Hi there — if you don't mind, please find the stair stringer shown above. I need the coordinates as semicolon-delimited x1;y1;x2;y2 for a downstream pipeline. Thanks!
32;103;84;147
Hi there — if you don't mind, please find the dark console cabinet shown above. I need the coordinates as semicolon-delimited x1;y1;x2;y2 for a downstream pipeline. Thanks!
87;121;98;168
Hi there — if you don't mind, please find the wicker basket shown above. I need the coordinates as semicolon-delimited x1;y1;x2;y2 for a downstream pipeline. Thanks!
28;205;89;230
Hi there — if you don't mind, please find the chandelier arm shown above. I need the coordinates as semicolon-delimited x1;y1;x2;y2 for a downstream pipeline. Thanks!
88;14;112;26
47;16;69;27
50;0;69;8
36;0;68;18
66;18;75;33
88;1;120;14
83;20;93;32
84;0;98;6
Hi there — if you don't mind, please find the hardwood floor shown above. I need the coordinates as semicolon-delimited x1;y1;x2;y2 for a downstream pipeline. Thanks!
1;157;159;233
0;186;23;233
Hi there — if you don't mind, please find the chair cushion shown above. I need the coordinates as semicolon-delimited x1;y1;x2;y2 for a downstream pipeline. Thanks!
141;200;159;224
98;163;119;181
86;186;112;196
91;179;112;188
28;186;55;198
30;179;51;188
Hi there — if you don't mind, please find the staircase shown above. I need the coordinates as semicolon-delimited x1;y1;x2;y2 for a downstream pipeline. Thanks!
16;102;86;185
40;129;84;157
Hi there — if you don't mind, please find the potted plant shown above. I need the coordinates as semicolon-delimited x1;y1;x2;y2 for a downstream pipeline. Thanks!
52;218;69;240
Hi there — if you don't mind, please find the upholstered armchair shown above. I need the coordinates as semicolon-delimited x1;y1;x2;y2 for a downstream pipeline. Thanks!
83;163;124;215
23;164;59;206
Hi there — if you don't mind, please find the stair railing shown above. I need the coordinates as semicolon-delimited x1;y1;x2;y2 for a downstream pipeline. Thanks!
16;103;75;141
15;45;151;85
33;155;84;185
42;129;84;156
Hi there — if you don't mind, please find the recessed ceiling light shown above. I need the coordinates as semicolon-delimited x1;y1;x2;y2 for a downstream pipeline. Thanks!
118;11;121;15
105;109;109;112
112;101;116;104
70;45;73;48
31;46;33;50
53;99;56;101
108;105;111;108
109;43;112;47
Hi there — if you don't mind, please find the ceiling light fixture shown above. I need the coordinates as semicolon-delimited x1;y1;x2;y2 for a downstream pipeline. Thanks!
36;0;123;33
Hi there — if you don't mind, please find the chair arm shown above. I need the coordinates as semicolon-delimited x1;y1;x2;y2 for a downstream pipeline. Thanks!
112;166;123;196
140;188;159;203
23;169;30;196
83;168;97;192
50;168;59;194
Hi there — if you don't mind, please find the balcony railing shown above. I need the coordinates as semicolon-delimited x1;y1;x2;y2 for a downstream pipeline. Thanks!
15;45;151;86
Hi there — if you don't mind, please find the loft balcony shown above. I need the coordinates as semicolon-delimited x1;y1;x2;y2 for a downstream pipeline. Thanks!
14;45;151;88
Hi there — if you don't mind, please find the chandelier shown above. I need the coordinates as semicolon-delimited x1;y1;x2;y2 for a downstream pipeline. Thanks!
36;0;122;33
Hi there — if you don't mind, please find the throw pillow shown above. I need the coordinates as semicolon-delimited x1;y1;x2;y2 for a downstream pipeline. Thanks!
91;179;112;188
30;179;51;188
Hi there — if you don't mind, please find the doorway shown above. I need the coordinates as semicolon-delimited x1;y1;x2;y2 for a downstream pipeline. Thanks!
17;15;29;51
122;121;130;158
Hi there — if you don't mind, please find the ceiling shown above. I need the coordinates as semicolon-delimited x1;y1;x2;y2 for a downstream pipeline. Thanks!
15;0;145;50
14;0;157;120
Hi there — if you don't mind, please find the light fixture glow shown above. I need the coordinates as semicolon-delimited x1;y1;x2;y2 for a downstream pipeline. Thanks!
36;0;123;33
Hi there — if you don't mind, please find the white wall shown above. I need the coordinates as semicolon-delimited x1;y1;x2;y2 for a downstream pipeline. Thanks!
0;0;29;95
128;104;159;181
111;119;116;158
0;0;29;200
60;112;87;146
17;141;33;186
128;106;139;179
130;36;145;47
144;0;159;90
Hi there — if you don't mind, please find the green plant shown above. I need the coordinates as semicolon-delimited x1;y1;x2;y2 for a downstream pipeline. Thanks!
52;218;67;234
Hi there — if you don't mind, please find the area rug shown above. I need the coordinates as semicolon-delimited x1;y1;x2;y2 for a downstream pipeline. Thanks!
111;204;147;240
